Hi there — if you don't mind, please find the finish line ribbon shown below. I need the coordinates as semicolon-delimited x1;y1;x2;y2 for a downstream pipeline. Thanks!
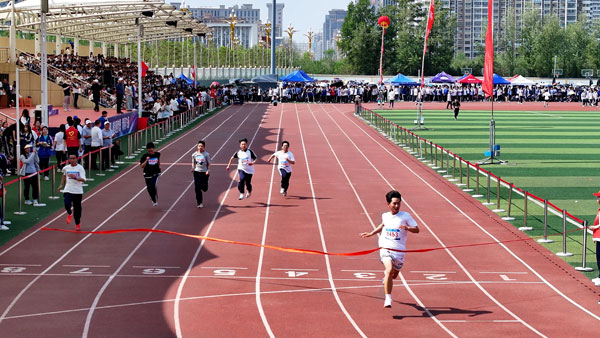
40;226;585;256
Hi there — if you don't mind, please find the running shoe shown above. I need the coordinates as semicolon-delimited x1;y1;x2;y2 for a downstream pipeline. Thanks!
0;225;9;231
66;214;73;224
592;277;600;283
75;224;80;231
44;176;49;181
282;191;287;197
24;200;32;205
198;203;204;208
246;192;251;199
280;188;284;194
384;298;392;308
239;193;244;200
153;202;158;207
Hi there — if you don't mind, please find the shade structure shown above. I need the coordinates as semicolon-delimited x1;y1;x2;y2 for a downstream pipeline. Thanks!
250;74;279;84
174;73;193;85
280;70;315;82
457;74;482;84
509;75;536;86
385;73;419;86
430;71;457;83
493;73;511;85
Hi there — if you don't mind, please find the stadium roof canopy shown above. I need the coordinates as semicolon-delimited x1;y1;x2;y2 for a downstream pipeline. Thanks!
0;0;210;43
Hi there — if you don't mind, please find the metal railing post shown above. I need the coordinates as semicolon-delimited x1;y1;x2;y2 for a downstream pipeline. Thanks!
575;221;593;271
14;177;26;215
483;173;494;205
502;183;514;220
519;192;532;231
96;148;105;176
492;176;504;212
49;166;59;199
473;164;482;197
537;199;554;243
556;209;573;257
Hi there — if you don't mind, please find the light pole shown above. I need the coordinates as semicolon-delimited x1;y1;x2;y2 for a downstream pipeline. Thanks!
335;31;341;60
304;28;315;59
285;24;297;68
270;0;276;75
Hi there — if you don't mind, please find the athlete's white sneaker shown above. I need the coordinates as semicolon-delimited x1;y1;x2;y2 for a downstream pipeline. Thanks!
592;277;600;284
239;193;244;200
246;192;251;199
44;176;49;181
153;202;158;207
24;200;32;205
0;225;9;231
282;191;287;197
198;203;203;208
384;298;392;308
280;188;285;194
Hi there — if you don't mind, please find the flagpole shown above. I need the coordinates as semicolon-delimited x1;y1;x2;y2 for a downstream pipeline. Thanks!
412;0;434;131
379;28;385;84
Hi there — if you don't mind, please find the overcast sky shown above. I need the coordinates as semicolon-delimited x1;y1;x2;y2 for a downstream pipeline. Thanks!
183;0;353;37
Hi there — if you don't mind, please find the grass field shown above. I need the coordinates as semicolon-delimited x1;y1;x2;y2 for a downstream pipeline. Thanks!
372;108;600;279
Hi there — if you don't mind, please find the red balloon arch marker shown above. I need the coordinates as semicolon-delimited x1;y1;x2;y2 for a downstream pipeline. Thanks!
377;16;390;84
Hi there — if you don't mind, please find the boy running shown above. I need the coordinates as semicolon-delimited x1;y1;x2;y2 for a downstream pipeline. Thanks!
57;154;86;231
226;138;257;200
361;190;419;308
267;141;295;196
191;140;211;208
140;142;161;206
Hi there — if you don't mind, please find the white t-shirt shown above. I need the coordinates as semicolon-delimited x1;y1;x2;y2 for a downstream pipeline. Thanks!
378;211;417;253
232;149;257;174
62;164;86;194
54;131;65;151
91;126;103;147
273;150;295;173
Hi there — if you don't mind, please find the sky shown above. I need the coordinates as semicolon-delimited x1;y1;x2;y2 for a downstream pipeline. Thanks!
183;0;353;37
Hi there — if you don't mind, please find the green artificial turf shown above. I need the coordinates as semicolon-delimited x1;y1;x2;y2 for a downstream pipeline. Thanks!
368;108;600;280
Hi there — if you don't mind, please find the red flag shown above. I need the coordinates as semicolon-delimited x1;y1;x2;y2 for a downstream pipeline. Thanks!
421;0;435;87
482;0;494;97
141;61;149;78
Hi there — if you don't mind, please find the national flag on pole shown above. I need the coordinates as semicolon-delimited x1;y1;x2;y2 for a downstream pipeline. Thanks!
421;0;435;87
141;61;149;78
191;65;196;87
482;0;494;97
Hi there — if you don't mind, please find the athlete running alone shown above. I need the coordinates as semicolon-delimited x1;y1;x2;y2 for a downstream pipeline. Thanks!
267;140;295;196
360;190;419;308
57;154;86;231
140;142;161;206
191;140;211;208
226;138;257;200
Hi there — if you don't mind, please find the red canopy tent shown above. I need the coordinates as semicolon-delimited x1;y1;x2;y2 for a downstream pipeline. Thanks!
458;74;482;84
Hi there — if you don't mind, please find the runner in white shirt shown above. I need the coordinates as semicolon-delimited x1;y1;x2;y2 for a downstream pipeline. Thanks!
267;141;296;197
57;153;86;231
361;190;419;308
226;138;257;200
191;140;211;208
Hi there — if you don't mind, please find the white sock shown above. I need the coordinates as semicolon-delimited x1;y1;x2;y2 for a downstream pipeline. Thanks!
385;294;392;302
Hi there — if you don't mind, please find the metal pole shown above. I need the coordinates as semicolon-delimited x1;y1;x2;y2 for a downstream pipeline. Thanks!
556;209;573;256
87;151;95;181
41;7;49;125
49;165;59;199
463;161;473;192
97;148;105;176
502;183;515;220
492;176;504;212
537;199;554;243
519;192;532;231
137;21;143;118
271;0;276;75
575;221;593;271
14;177;26;215
14;69;25;215
483;174;494;205
473;164;483;198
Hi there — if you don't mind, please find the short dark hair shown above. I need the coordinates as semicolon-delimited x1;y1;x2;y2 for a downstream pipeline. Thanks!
198;140;205;146
146;142;155;149
385;190;402;204
239;138;248;144
101;110;108;115
282;140;290;147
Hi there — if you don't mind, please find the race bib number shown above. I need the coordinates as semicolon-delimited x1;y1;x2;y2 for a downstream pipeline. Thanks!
242;157;250;165
66;170;80;179
196;154;205;164
385;228;401;240
148;158;158;165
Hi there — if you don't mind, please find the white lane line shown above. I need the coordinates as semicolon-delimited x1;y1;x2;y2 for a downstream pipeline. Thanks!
131;266;180;269
0;264;42;267
0;106;237;325
271;268;319;271
199;267;248;270
0;109;226;258
84;105;259;338
255;102;284;338
82;177;196;337
411;271;457;274
328;105;544;334
300;103;367;338
340;269;382;272
439;320;521;323
63;265;110;268
479;272;528;274
340;105;600;323
173;103;266;338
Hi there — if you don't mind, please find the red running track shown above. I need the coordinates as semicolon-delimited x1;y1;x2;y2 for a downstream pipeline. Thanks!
0;103;599;337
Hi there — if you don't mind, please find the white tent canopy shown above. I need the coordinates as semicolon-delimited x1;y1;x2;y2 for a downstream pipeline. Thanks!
510;75;536;86
0;0;209;43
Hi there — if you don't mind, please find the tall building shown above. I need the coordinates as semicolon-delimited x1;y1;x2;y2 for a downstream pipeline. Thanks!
170;3;261;48
582;0;600;22
440;0;589;59
266;2;285;38
322;9;347;52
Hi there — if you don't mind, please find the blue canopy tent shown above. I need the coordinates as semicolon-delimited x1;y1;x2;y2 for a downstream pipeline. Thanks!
385;73;419;86
430;71;457;83
280;70;315;82
173;73;194;85
493;73;510;85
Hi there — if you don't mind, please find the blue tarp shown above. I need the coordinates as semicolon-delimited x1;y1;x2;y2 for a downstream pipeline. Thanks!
430;71;457;83
174;73;194;85
385;73;419;86
493;73;510;85
280;70;315;82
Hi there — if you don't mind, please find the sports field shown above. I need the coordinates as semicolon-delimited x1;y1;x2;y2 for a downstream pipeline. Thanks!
372;103;600;278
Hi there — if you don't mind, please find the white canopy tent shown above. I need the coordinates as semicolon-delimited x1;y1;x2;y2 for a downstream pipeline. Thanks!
509;75;536;86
